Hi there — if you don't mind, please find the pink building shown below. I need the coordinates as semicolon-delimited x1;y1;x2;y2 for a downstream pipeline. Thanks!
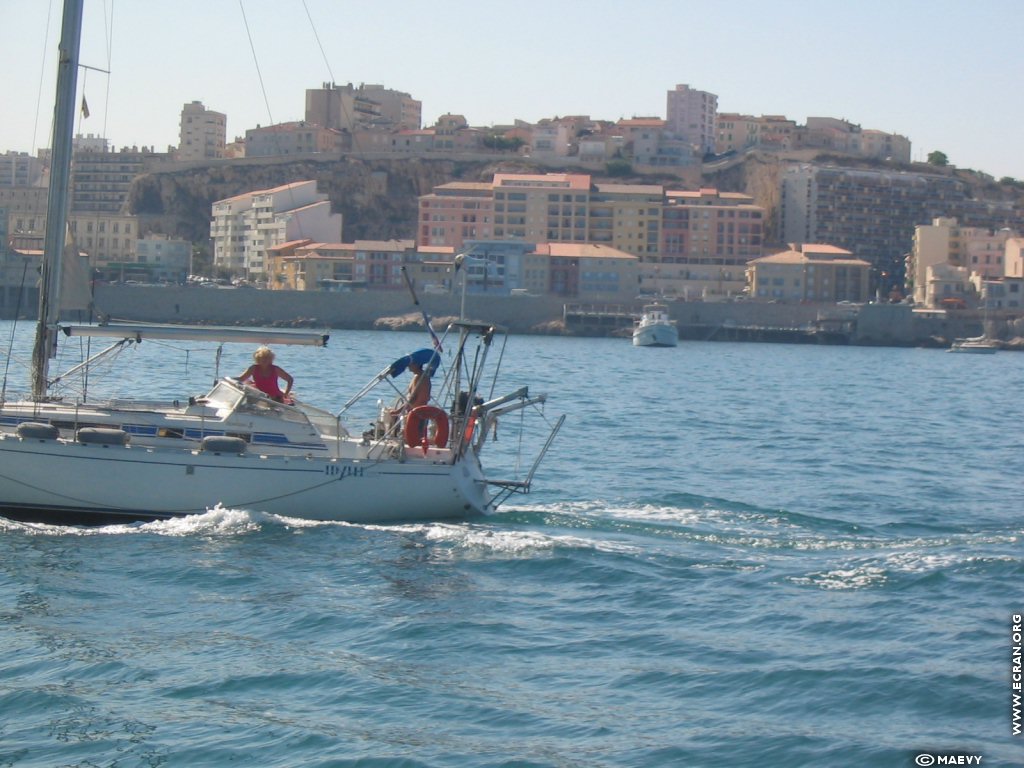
417;182;494;249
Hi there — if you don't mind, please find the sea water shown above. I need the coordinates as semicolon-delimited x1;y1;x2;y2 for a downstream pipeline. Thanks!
0;324;1021;767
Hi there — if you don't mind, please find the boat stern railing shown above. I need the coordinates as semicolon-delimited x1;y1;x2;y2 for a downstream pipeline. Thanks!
484;413;565;507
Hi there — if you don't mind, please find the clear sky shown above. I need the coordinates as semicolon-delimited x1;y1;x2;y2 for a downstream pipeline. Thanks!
4;0;1022;180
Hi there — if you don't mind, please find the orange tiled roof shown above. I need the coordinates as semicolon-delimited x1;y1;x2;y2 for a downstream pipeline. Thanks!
493;173;591;190
267;238;315;252
530;243;637;260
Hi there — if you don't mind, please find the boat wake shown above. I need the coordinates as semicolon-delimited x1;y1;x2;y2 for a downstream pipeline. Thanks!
4;497;1017;592
486;497;1023;590
0;504;334;537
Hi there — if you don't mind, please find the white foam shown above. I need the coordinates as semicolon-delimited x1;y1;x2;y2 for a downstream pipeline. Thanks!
791;565;889;590
0;505;266;537
374;520;641;556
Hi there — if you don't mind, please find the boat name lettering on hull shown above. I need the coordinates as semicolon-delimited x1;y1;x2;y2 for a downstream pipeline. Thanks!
325;465;364;480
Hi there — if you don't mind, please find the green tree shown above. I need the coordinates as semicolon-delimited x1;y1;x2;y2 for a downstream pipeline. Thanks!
927;150;949;167
606;159;633;177
482;135;524;152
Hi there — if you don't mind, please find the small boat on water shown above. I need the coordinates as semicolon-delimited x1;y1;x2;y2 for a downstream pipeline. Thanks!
0;0;563;526
948;336;999;354
632;304;679;348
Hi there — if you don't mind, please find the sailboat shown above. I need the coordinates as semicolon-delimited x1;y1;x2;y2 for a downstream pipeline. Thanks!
0;0;563;526
948;299;999;354
948;336;998;354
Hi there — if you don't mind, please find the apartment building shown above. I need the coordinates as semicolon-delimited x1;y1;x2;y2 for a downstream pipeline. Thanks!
492;173;592;242
715;114;759;154
2;187;48;234
211;180;342;277
178;101;227;162
133;235;191;282
791;118;911;163
859;130;911;163
714;115;909;161
92;235;190;284
306;83;381;132
779;164;999;292
359;84;422;131
418;182;494;250
404;246;457;294
909;217;1018;306
245;122;340;157
924;262;971;309
589;183;663;256
453;240;537;296
530;120;575;158
980;276;1023;310
523;243;638;300
433;114;469;151
612;118;694;167
269;239;416;291
748;244;870;302
420;174;766;299
351;129;436;154
305;82;421;133
5;196;138;266
490;172;665;253
963;228;1013;279
797;118;865;154
270;242;353;291
68;213;138;265
1006;238;1024;279
910;217;959;305
665;84;717;155
715;114;796;154
0;152;43;187
71;145;154;214
655;188;765;298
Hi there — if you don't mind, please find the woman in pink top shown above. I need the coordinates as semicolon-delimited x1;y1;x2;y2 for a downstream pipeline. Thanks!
238;346;294;403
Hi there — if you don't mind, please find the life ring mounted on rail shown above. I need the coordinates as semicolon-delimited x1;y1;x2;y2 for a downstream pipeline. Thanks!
403;405;450;449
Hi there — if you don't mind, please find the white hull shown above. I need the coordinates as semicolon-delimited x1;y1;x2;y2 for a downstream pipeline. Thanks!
948;339;998;354
0;323;563;527
632;303;678;347
633;323;679;347
0;433;489;525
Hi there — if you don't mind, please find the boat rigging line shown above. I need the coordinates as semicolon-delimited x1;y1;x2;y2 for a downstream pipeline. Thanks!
1;258;33;405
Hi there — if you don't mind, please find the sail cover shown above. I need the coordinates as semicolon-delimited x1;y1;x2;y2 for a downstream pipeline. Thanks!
388;348;441;378
60;225;92;312
61;324;330;346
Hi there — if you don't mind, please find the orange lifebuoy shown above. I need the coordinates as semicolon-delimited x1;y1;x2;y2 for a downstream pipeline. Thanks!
403;405;450;449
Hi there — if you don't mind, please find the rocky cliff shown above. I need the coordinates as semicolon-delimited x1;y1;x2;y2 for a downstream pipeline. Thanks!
127;156;587;246
126;151;1024;255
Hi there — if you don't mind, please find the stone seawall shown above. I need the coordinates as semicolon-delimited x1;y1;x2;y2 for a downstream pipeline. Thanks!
26;285;993;347
88;285;569;335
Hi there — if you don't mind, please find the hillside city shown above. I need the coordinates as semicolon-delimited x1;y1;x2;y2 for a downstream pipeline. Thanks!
2;81;1024;324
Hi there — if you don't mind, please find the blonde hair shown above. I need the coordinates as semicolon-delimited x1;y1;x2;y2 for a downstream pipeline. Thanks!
254;346;274;362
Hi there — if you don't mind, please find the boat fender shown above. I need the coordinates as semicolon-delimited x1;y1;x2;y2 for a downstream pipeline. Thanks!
77;427;130;446
200;436;248;455
17;422;60;441
403;406;449;449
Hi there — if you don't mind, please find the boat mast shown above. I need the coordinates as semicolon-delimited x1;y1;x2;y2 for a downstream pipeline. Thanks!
31;0;84;401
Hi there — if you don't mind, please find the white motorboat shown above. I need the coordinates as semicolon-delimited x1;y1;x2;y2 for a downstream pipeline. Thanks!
0;0;563;526
632;304;679;348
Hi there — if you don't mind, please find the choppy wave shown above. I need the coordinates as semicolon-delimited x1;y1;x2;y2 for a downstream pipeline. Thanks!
2;335;1023;767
